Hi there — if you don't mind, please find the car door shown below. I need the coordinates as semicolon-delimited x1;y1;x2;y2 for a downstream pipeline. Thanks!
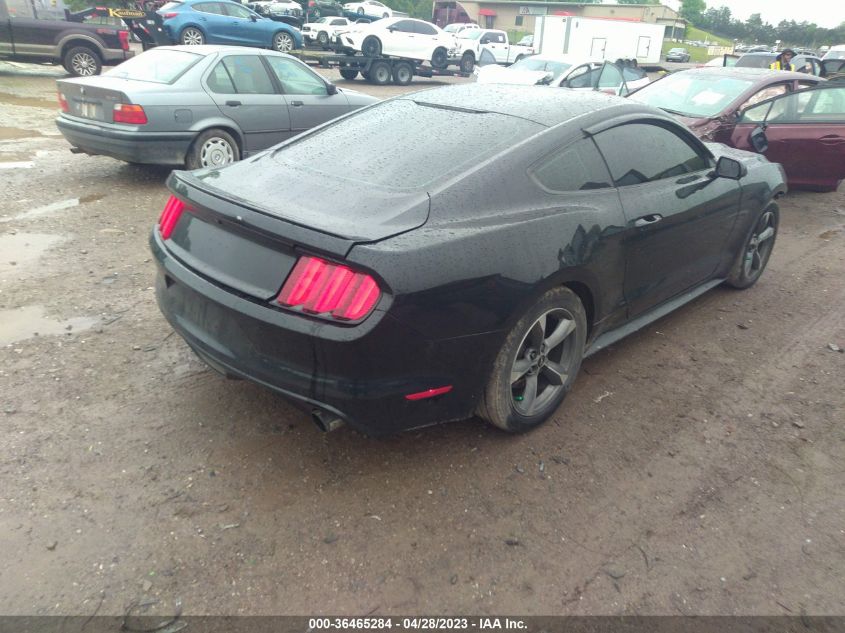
730;86;845;189
591;121;742;316
479;31;505;63
220;2;265;46
191;2;229;44
382;19;415;57
204;54;291;153
412;19;440;59
263;54;349;134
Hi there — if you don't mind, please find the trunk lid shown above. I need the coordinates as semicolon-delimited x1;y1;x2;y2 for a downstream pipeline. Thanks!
57;77;136;124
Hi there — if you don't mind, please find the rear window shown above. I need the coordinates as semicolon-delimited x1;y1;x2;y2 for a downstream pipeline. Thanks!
105;49;202;84
159;1;183;10
273;99;541;189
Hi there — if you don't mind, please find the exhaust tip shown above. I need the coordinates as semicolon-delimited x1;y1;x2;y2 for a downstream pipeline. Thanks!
312;408;345;433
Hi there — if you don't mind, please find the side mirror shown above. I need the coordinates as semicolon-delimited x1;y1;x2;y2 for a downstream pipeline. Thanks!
250;13;258;20
714;156;747;180
326;83;338;95
749;125;769;153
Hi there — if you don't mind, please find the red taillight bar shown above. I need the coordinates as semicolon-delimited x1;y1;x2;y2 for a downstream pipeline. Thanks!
276;255;382;322
57;90;69;113
118;30;130;51
158;195;188;239
113;103;147;125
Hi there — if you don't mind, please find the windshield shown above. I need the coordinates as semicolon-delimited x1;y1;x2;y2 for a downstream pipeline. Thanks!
458;30;482;40
736;54;775;68
273;99;541;189
443;24;460;32
105;49;202;84
824;50;845;60
314;16;329;22
629;72;755;117
509;57;572;78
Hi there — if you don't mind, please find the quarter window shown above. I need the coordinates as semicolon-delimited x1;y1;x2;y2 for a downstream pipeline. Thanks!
530;140;613;193
414;21;438;35
593;123;709;187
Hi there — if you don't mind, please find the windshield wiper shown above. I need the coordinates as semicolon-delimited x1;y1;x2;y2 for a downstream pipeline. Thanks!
659;107;694;117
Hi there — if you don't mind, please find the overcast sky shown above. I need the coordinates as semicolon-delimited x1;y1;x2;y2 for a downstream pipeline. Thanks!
659;0;845;29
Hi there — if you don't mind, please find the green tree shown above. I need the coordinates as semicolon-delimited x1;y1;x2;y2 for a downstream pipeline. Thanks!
679;0;706;22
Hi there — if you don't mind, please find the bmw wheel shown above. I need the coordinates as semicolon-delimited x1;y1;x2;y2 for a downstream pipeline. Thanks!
273;31;295;52
180;27;205;45
63;46;102;77
479;287;587;433
725;204;779;289
187;129;240;170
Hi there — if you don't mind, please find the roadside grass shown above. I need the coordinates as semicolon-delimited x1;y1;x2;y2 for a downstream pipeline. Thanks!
685;25;733;47
661;40;712;63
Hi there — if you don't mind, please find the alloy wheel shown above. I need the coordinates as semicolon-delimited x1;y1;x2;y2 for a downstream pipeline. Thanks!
71;51;97;76
181;28;204;45
200;137;235;168
274;32;294;51
510;308;577;417
743;209;776;279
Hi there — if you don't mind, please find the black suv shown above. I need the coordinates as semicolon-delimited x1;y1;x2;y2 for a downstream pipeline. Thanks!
1;0;133;75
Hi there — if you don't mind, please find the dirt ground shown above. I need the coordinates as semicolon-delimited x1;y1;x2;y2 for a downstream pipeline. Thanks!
1;58;844;618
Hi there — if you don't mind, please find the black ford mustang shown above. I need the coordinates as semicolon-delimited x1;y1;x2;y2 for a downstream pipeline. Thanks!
151;84;786;436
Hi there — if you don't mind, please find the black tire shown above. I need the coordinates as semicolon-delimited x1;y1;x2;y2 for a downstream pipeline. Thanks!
339;68;359;80
479;287;587;433
317;30;329;46
273;31;295;52
460;51;474;74
514;54;525;64
186;128;240;170
725;204;779;289
392;61;413;85
63;46;102;77
179;26;205;45
361;35;381;57
431;47;448;69
357;6;364;14
361;70;371;80
367;59;391;85
382;11;388;17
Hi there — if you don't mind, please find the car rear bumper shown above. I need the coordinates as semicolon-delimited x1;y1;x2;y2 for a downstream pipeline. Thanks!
150;230;501;436
56;116;193;166
102;48;135;64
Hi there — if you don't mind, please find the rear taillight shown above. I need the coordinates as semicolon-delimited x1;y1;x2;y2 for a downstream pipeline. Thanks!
57;90;68;112
113;103;147;125
118;30;130;50
275;255;381;321
162;11;178;18
158;195;187;239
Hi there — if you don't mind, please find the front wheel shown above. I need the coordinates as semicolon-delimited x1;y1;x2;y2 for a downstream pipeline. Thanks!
63;46;102;76
356;6;364;14
180;26;205;45
431;47;448;69
460;51;474;74
317;31;329;46
186;129;240;170
273;31;295;52
361;35;381;57
478;287;587;433
725;204;779;289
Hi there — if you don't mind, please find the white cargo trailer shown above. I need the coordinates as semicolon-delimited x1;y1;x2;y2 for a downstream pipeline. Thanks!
534;16;665;65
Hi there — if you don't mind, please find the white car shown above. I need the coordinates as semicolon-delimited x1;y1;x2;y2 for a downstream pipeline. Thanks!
336;17;457;67
443;22;479;35
342;0;392;18
301;16;352;46
267;0;304;19
475;54;650;95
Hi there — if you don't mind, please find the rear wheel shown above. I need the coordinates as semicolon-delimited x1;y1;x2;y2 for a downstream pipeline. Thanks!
725;204;779;289
362;35;381;57
180;26;205;45
339;67;359;80
186;129;240;170
367;59;391;85
431;47;448;69
63;46;102;77
392;60;413;85
460;51;474;74
273;31;295;52
479;287;587;433
317;31;329;46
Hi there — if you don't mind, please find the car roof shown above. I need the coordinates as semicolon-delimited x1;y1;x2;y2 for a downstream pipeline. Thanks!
525;54;601;64
150;44;294;57
402;83;658;128
674;66;817;82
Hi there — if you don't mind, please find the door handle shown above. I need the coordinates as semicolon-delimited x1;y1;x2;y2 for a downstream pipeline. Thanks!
819;135;844;145
634;214;663;228
290;100;303;106
225;100;241;107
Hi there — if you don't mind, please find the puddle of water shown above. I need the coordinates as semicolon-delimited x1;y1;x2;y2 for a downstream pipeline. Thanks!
0;91;58;109
0;126;42;141
0;161;34;169
0;233;65;276
0;305;98;346
0;198;79;223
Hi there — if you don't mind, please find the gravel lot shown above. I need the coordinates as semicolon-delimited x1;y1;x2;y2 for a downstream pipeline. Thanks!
1;58;844;617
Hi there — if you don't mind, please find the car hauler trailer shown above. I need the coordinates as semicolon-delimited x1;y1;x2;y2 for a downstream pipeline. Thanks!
534;16;665;66
292;49;469;85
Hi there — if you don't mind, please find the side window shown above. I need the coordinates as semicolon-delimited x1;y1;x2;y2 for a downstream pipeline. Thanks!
530;139;613;193
492;32;505;43
739;99;774;123
207;60;237;93
391;20;416;33
265;56;327;95
224;3;254;18
593;123;710;187
799;87;845;122
597;63;623;90
414;21;438;35
193;2;213;13
740;84;788;110
565;64;596;89
331;19;346;25
220;56;275;94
